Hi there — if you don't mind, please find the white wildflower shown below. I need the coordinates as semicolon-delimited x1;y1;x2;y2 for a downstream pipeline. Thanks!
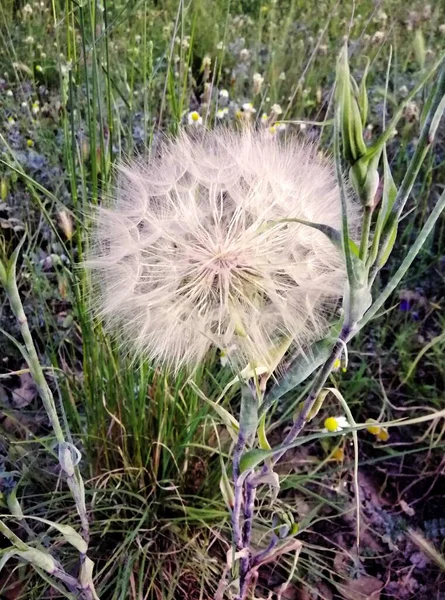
216;108;229;119
323;416;350;433
270;104;283;116
87;129;358;371
187;111;202;126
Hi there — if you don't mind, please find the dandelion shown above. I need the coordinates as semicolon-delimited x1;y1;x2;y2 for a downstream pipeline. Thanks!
323;416;349;433
87;129;357;371
187;111;202;126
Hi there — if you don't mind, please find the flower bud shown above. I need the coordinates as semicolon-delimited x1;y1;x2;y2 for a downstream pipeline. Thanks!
350;157;380;207
335;45;367;166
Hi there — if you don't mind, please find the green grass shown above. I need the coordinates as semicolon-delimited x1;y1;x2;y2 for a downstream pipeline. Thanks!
1;0;445;598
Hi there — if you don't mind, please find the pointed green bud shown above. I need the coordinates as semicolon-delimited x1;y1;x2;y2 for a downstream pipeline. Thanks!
349;154;380;207
1;178;8;201
335;44;367;165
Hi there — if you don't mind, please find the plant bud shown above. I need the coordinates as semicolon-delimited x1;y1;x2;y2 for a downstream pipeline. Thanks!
335;44;367;165
350;156;380;207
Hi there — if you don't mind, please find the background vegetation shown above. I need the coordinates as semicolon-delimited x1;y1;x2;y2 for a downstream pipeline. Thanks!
0;0;444;598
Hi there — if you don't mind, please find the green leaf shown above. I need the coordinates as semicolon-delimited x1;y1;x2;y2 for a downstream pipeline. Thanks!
257;413;271;450
5;233;26;287
79;556;100;600
0;328;30;364
188;380;239;441
428;92;445;141
260;328;340;413
239;448;270;473
6;487;23;520
219;459;235;510
15;548;57;574
358;57;370;126
268;218;343;252
6;515;88;554
306;388;330;421
378;221;398;268
239;385;258;442
335;44;367;164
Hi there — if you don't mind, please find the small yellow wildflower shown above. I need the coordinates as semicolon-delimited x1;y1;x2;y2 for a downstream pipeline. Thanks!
377;429;389;442
27;139;34;147
366;418;389;441
332;447;344;461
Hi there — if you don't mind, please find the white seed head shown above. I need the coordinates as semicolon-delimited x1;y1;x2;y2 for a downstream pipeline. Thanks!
87;129;358;372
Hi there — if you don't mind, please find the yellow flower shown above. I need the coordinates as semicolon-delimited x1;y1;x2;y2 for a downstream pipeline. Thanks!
377;429;389;442
332;447;344;461
366;418;389;441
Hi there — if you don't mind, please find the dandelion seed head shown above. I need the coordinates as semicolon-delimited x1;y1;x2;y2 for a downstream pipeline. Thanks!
87;129;359;372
